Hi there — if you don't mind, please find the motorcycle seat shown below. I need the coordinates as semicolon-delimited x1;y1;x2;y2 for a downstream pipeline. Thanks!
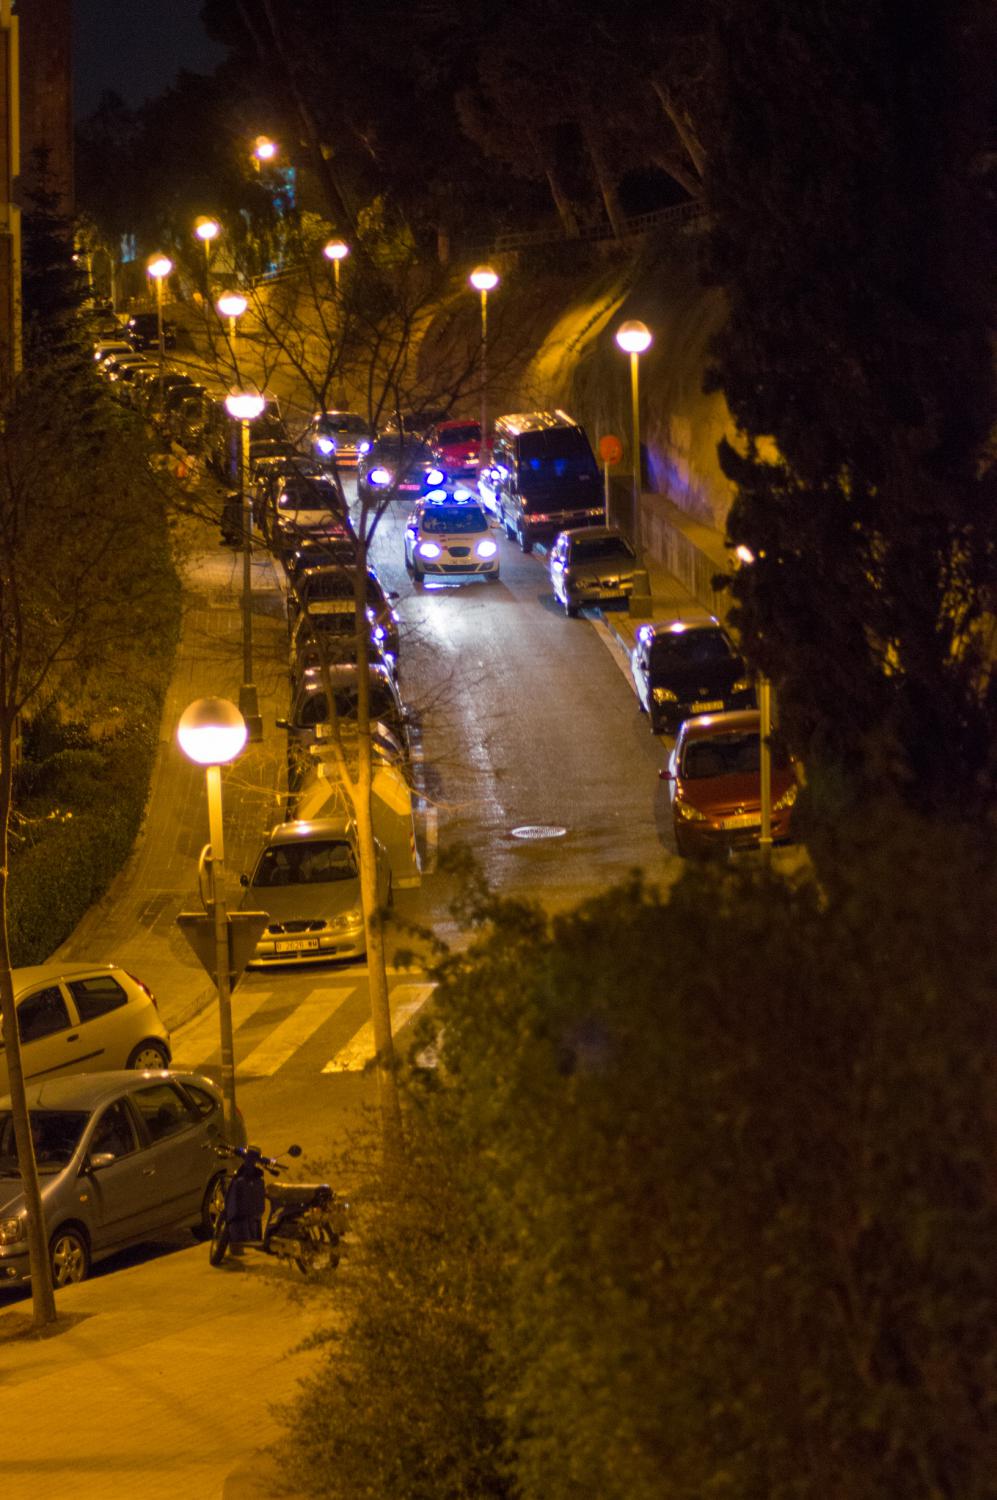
266;1181;332;1206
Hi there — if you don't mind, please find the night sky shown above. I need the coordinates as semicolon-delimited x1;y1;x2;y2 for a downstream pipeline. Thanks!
73;0;227;118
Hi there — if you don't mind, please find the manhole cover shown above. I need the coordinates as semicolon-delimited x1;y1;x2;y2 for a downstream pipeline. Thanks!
510;825;568;841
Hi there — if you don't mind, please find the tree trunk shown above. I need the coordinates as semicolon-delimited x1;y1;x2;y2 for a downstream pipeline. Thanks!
0;711;57;1327
527;127;580;239
650;78;707;187
578;117;626;239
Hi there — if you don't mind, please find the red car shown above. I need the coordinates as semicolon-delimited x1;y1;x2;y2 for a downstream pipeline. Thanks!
660;709;798;857
429;419;481;477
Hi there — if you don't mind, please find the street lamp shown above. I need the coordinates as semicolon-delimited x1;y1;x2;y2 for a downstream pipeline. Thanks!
216;291;248;350
614;319;652;562
469;265;499;463
146;252;173;410
322;238;349;297
252;135;277;170
225;390;267;742
194;217;220;284
177;697;248;1138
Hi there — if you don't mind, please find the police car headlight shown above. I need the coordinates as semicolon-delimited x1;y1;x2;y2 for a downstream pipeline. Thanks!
476;539;498;559
418;541;442;559
357;440;371;454
316;437;335;455
368;467;392;486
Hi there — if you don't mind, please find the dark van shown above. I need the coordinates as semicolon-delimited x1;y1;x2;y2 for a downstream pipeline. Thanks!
478;410;603;552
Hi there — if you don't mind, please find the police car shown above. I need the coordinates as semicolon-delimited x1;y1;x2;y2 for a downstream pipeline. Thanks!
403;491;500;583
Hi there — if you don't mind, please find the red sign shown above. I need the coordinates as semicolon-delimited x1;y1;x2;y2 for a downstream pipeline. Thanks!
598;434;624;465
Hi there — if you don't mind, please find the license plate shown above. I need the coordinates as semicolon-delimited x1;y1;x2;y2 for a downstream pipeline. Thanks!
276;938;320;953
691;699;724;712
719;813;762;830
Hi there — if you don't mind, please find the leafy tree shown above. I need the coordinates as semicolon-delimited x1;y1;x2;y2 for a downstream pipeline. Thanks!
699;0;997;818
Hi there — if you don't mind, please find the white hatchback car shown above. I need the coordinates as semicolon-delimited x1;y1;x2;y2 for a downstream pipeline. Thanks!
0;964;171;1096
403;497;500;582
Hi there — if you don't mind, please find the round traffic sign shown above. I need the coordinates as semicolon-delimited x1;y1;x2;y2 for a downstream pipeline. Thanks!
598;433;624;465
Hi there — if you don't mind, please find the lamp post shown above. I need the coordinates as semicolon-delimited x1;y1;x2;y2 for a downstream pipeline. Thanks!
216;291;247;352
469;265;499;464
252;135;277;171
194;217;220;286
322;238;349;298
758;676;773;861
614;319;652;562
225;391;266;742
146;253;173;411
177;698;248;1138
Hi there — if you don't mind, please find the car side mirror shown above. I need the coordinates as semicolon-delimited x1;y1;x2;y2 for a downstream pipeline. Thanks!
87;1152;116;1172
658;768;674;781
387;589;400;602
240;873;250;887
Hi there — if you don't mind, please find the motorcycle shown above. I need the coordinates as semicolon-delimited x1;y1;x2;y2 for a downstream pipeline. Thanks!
208;1142;347;1274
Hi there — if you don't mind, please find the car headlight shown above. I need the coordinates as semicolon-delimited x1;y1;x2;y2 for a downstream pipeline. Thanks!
316;437;335;455
0;1216;27;1246
475;538;498;559
373;625;386;642
425;468;445;486
731;676;753;693
418;541;442;559
675;800;708;823
368;466;392;486
330;908;363;930
357;440;371;454
652;687;678;703
774;783;799;811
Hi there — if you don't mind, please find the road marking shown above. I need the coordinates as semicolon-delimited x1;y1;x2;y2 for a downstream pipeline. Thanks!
172;988;275;1067
239;988;356;1075
322;982;435;1073
588;616;636;690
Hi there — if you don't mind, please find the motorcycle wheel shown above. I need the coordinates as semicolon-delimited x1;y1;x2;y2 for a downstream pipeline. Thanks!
209;1215;230;1267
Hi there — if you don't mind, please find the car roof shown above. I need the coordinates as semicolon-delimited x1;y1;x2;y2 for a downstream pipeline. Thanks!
2;1070;220;1112
11;962;128;998
494;409;580;436
264;816;355;846
435;418;479;432
679;710;762;743
638;617;724;641
560;525;627;542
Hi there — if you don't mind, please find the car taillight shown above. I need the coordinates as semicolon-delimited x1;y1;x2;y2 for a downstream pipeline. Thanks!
125;969;159;1011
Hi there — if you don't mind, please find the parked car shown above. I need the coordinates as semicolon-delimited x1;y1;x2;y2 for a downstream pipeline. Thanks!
478;410;603;553
283;535;359;581
288;565;399;657
299;410;373;469
239;817;391;966
125;311;177;351
630;619;756;734
288;601;391;685
428;418;481;477
279;663;410;786
356;434;445;506
660;709;798;856
403;497;499;582
0;1069;243;1287
548;526;637;615
113;360;158;403
0;963;171;1098
93;340;133;368
267;474;352;553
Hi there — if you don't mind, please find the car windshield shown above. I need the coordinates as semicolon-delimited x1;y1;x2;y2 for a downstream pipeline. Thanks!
372;437;431;462
300;682;398;729
421;506;487;534
440;425;479;445
518;429;598;494
254;839;358;886
569;535;635;562
681;732;789;780
320;414;368;436
0;1109;90;1174
649;630;733;672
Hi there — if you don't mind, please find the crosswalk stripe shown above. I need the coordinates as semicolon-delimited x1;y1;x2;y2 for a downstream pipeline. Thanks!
172;988;276;1067
322;983;435;1074
239;988;356;1076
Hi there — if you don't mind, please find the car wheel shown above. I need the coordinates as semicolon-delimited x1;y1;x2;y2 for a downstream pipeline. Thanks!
519;529;532;554
504;517;515;541
565;599;579;618
127;1039;170;1070
412;565;424;583
50;1226;90;1288
486;570;500;582
196;1172;228;1240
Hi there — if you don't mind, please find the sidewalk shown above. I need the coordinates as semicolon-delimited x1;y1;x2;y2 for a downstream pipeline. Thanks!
0;1242;324;1499
597;550;715;667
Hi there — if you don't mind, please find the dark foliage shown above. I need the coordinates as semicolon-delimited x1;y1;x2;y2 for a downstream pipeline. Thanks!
699;0;997;816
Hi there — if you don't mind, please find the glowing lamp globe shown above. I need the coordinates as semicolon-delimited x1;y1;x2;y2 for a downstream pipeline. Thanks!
469;265;499;293
217;293;247;319
225;392;266;421
147;254;173;280
615;320;652;355
195;218;221;243
323;239;349;262
254;136;277;162
177;699;247;766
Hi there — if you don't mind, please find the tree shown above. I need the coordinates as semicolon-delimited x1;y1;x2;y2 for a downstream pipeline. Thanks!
698;0;997;819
